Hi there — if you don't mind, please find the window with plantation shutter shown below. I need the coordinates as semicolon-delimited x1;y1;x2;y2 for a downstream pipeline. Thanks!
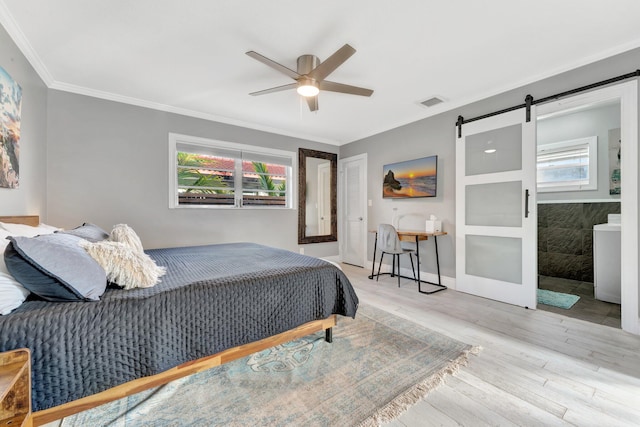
537;136;597;192
169;134;295;209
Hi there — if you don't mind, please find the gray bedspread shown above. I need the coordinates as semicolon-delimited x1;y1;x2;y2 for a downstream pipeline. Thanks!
0;243;359;411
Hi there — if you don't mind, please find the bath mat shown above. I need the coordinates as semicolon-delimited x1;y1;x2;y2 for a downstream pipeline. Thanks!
538;288;580;309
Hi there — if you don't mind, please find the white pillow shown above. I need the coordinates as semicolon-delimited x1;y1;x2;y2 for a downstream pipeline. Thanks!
0;221;61;238
0;273;30;315
0;230;30;315
108;224;144;253
0;229;11;274
79;240;165;290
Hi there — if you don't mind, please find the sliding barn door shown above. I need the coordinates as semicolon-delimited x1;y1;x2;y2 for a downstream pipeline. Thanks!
455;108;537;308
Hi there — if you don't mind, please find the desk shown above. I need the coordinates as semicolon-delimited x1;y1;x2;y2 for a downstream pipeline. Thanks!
369;229;447;294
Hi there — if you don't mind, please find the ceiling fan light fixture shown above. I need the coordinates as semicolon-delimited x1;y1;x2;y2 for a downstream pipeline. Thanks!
247;44;372;111
297;78;319;97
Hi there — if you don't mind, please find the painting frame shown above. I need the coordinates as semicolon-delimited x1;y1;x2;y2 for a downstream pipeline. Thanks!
609;127;621;195
383;155;438;199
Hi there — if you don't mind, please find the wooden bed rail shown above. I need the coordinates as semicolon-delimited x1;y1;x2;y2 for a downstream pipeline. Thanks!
32;315;337;426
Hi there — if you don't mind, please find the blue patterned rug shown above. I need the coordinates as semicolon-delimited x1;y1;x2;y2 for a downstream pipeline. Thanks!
61;304;477;427
538;289;580;309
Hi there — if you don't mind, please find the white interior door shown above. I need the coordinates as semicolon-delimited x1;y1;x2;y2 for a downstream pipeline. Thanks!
339;154;367;267
455;108;537;308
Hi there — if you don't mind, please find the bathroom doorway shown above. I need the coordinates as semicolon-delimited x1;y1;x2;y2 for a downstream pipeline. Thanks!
535;82;637;329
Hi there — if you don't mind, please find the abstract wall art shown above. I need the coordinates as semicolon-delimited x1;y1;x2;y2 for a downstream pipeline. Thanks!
0;66;22;189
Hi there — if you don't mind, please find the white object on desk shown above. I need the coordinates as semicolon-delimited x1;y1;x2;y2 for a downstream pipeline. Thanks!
425;215;442;233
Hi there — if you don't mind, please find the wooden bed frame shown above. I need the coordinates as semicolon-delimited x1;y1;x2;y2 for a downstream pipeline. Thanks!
0;216;337;426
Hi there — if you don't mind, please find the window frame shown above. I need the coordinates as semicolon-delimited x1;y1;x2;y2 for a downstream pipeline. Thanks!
536;136;598;193
169;133;296;209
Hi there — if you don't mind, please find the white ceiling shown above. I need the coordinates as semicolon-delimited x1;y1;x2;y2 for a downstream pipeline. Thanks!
2;1;640;146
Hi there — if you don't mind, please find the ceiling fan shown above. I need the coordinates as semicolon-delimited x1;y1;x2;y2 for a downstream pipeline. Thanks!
246;44;373;112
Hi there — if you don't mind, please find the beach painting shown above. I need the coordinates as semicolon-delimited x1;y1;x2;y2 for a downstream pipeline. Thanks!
0;66;22;189
383;155;437;198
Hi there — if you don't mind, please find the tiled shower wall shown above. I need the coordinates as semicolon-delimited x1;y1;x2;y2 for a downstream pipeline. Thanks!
538;202;621;283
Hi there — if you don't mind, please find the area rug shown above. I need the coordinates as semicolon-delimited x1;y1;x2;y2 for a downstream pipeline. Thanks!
538;288;580;309
61;305;478;427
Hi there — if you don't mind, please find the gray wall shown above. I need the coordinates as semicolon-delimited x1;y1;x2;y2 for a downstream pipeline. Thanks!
538;102;621;202
0;25;47;217
341;47;640;282
45;90;338;256
341;113;456;278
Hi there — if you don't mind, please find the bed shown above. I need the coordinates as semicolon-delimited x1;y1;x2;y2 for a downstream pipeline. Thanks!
0;216;359;425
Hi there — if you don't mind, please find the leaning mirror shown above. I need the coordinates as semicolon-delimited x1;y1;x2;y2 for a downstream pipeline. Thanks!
298;148;337;244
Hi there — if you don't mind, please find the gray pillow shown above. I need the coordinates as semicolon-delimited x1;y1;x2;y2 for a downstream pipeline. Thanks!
4;233;107;302
58;223;109;242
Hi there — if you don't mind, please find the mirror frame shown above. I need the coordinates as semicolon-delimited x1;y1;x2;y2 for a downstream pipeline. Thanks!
298;148;338;244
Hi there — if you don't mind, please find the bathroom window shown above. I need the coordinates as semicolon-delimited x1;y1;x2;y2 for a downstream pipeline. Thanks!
537;136;597;192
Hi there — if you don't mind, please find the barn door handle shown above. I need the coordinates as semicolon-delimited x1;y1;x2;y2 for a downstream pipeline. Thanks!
525;189;530;218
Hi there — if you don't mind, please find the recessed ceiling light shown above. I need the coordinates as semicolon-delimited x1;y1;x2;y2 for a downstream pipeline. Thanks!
484;149;497;154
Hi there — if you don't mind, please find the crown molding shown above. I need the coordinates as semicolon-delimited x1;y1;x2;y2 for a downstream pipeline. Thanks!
0;1;54;85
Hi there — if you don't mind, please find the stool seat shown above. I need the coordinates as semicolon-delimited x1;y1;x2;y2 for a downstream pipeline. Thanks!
375;224;417;287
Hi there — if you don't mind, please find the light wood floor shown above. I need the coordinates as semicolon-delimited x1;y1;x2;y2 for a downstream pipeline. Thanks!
341;263;640;427
44;263;640;427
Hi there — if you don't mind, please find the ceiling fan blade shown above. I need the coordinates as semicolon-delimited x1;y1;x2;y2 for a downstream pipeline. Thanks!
246;51;300;80
249;83;297;96
307;44;356;81
319;81;373;97
306;96;318;112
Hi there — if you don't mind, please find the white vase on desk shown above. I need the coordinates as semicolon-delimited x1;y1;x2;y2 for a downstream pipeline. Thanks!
392;208;399;229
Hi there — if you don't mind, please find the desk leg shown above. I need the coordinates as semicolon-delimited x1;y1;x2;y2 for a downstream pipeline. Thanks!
418;235;447;295
415;236;421;283
368;232;378;280
435;235;442;285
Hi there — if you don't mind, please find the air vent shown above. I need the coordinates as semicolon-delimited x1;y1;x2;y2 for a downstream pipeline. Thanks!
420;97;444;108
